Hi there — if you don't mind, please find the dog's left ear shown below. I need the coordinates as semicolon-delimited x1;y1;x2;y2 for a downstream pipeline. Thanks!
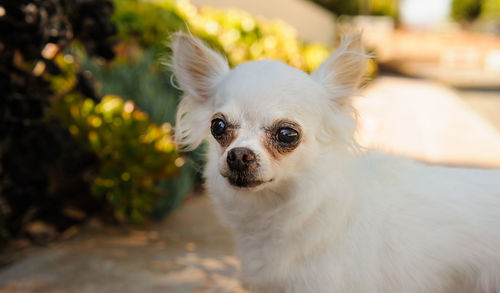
171;32;230;150
311;33;367;105
171;32;229;102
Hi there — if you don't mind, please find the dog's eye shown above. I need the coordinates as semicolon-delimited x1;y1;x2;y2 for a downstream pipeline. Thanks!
277;128;299;144
211;119;227;138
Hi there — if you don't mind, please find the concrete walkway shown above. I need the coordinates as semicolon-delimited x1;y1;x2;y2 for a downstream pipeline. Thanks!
0;196;248;293
355;76;500;168
1;76;499;293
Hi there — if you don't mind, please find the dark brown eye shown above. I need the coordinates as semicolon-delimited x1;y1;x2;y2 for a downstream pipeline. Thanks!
211;119;226;138
277;128;299;144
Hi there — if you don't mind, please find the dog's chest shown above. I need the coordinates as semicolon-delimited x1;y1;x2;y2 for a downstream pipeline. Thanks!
236;231;375;293
232;211;364;291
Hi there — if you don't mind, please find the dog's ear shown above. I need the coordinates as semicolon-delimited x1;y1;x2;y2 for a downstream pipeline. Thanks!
171;32;229;102
171;32;229;150
311;34;367;146
311;33;367;105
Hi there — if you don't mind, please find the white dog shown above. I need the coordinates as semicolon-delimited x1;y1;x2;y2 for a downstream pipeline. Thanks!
171;32;500;293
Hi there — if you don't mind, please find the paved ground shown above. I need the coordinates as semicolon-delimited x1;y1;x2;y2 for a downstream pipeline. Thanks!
355;76;500;168
0;196;248;293
458;89;500;133
0;75;499;293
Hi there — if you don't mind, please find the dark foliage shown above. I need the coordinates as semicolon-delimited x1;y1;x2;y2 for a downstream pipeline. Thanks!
0;0;117;243
308;0;359;15
451;0;482;21
306;0;398;17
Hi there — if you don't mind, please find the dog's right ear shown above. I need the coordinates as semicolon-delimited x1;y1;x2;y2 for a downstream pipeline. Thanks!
171;32;229;150
311;33;367;106
310;34;368;146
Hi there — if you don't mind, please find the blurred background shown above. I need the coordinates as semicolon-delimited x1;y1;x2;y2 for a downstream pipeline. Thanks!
0;0;499;292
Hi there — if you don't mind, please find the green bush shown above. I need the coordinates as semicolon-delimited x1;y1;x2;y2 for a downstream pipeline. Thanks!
480;0;500;20
112;0;332;72
84;49;180;125
370;0;399;17
112;0;185;49
46;50;183;224
82;46;202;218
53;93;182;223
110;0;377;75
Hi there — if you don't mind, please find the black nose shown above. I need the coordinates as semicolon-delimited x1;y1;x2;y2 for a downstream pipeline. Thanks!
227;147;257;172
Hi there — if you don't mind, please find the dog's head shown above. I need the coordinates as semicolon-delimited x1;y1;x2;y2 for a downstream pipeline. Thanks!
172;33;367;191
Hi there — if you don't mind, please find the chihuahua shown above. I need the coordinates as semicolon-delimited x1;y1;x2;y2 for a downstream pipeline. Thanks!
171;32;500;293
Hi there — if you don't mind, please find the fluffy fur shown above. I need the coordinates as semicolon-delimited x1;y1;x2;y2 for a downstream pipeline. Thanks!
171;32;500;293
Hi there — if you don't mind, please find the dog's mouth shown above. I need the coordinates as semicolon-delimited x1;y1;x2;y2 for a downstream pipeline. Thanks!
228;177;264;188
223;173;273;189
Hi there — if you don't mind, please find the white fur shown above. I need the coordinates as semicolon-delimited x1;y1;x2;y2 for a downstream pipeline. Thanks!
172;32;500;293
